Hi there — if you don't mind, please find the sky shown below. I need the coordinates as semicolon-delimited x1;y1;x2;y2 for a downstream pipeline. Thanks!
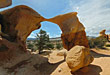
0;0;110;38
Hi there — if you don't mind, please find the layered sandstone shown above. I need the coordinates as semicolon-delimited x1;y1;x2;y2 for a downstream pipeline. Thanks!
45;12;89;50
0;0;12;8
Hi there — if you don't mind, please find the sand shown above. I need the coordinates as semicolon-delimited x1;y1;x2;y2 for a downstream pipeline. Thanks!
0;49;110;75
50;49;110;75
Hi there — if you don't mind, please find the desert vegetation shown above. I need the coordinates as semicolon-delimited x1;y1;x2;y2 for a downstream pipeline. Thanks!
88;36;108;49
26;29;63;53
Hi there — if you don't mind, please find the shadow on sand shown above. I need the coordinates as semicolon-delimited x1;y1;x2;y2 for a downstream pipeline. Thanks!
34;59;65;75
72;64;102;75
33;50;105;75
90;50;110;58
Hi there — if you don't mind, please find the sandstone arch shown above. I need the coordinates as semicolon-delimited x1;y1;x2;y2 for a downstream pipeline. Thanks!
0;5;93;73
0;5;89;51
0;5;45;61
45;12;89;50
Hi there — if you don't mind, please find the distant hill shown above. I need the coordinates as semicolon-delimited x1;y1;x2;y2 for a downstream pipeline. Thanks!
27;38;36;41
27;36;96;41
87;36;96;39
27;37;61;41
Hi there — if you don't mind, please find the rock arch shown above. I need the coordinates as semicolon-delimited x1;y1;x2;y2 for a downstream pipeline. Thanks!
45;12;89;50
0;5;93;72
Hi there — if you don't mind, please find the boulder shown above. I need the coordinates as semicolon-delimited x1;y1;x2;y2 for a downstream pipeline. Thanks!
57;50;67;56
45;12;89;50
0;0;12;8
0;5;45;61
66;45;94;72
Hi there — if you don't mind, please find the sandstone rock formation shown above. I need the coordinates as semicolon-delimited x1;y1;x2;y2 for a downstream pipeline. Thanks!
108;34;110;41
57;50;67;56
46;12;93;73
0;0;12;8
0;5;45;60
46;12;89;50
99;29;109;41
0;5;93;73
66;45;94;72
99;29;107;38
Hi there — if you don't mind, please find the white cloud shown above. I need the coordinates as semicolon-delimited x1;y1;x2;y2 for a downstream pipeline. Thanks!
28;33;36;38
49;34;61;38
64;0;110;36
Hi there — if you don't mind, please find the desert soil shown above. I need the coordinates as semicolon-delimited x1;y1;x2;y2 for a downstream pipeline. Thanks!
0;49;110;75
49;49;110;75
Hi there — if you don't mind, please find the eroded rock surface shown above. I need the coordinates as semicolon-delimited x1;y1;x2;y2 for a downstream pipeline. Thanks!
99;29;107;38
66;45;94;72
0;5;45;60
0;5;93;73
46;12;89;50
0;0;12;8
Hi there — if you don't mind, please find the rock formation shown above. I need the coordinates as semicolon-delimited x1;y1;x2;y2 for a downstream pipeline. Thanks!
0;5;93;73
66;45;94;72
99;29;107;38
0;0;12;8
45;12;93;72
99;29;109;41
0;5;45;61
45;12;89;50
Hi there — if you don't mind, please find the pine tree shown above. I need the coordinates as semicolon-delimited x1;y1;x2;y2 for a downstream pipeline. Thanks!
36;29;49;54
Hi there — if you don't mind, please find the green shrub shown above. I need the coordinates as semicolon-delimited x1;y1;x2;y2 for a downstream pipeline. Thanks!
88;36;107;48
27;43;34;49
36;29;50;54
105;44;110;47
46;43;54;50
56;43;63;50
88;38;95;48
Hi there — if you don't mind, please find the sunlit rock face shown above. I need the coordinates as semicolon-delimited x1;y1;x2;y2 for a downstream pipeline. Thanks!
0;5;45;60
45;13;93;73
0;5;93;73
66;45;94;72
1;5;44;42
0;0;12;8
46;12;89;50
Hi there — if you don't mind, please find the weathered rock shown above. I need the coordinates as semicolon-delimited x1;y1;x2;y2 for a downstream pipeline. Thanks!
66;45;94;72
0;50;48;75
0;0;12;8
99;29;107;38
1;5;44;42
108;34;110;41
45;12;89;50
57;50;67;56
0;5;45;60
0;6;93;73
0;37;18;61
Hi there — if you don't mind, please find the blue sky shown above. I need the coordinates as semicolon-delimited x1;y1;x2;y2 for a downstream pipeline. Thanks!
0;0;110;38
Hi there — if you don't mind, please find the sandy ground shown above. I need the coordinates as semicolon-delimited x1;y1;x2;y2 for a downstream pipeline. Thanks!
0;49;110;75
49;49;110;75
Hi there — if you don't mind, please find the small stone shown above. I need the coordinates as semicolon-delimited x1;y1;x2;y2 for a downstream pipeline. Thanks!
58;68;62;72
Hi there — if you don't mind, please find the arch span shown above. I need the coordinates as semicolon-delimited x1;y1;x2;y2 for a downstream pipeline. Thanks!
0;5;93;73
43;12;89;50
